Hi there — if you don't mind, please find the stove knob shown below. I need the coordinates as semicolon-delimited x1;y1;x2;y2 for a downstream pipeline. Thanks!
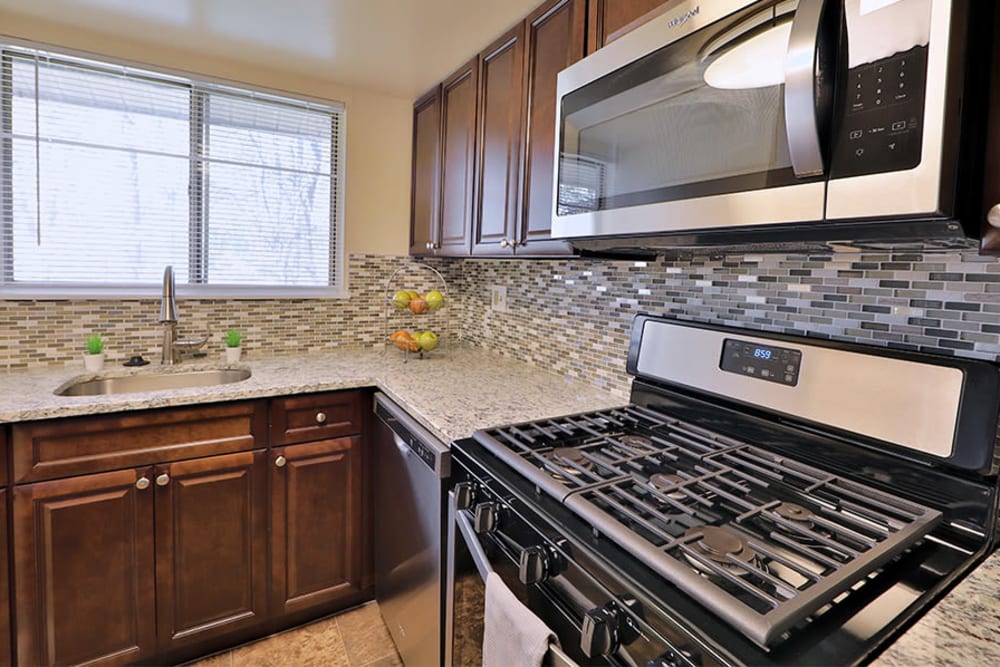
473;502;498;534
454;482;476;510
518;545;550;585
581;606;619;658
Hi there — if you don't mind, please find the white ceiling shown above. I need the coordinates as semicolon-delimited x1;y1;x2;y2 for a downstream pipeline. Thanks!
0;0;545;99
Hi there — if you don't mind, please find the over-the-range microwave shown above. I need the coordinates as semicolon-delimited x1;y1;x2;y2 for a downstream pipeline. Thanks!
551;0;1000;255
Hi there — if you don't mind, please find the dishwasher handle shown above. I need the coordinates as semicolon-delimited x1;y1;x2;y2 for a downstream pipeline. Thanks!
374;392;451;478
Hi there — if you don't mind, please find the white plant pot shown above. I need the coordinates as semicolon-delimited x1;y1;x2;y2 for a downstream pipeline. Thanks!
226;347;242;363
83;352;105;372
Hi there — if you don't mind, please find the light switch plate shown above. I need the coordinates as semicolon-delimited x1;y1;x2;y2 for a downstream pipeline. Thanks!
489;285;508;313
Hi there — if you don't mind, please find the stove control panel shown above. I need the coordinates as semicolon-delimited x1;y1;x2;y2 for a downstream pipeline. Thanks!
720;339;801;386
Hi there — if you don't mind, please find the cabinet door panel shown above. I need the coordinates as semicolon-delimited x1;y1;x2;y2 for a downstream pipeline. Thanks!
13;468;156;667
410;86;442;256
587;0;671;52
520;0;585;255
155;450;267;652
0;489;10;667
438;59;478;256
473;25;525;255
271;437;363;615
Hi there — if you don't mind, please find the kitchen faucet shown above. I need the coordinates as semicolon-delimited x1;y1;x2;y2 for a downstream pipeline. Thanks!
159;265;209;365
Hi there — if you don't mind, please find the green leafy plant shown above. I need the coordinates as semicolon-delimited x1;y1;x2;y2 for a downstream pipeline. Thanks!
224;329;243;348
85;334;104;355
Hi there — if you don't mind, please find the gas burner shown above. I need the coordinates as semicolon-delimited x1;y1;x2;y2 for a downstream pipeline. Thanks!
649;473;687;500
684;526;759;577
774;502;815;526
545;447;593;477
619;434;654;449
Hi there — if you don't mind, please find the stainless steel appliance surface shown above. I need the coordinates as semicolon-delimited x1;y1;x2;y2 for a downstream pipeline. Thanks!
552;0;998;253
373;393;451;667
449;315;1000;665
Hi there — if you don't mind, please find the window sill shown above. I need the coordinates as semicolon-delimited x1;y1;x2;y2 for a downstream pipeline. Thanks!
0;284;349;300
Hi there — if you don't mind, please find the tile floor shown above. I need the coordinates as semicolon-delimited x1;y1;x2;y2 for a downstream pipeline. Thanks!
188;602;402;667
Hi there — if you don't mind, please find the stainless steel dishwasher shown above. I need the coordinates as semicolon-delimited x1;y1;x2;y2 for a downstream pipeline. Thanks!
373;393;450;667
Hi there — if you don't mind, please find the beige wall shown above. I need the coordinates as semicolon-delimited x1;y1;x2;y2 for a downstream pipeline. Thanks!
0;9;412;256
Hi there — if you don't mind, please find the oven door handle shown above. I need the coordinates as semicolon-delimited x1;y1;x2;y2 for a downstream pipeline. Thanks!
456;506;495;583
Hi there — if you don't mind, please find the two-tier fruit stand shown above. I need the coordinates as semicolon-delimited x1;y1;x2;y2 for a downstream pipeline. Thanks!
383;262;448;361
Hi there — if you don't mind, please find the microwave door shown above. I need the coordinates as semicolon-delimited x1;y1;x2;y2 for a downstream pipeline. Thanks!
551;0;828;242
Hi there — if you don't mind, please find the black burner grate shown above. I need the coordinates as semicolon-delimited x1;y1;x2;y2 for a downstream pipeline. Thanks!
473;404;942;647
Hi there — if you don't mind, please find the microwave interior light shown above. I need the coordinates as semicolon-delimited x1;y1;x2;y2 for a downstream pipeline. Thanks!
703;21;793;90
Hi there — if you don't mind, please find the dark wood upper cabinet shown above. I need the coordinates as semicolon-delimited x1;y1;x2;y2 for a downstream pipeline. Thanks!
154;451;268;654
438;58;479;256
587;0;672;53
520;0;587;255
14;467;157;667
473;25;526;256
410;86;442;256
269;437;364;617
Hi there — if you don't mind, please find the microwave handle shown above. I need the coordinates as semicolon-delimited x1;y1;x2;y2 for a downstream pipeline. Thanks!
784;0;829;177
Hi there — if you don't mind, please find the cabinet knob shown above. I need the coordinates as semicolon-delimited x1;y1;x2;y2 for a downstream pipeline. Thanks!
155;473;170;487
500;238;511;248
315;411;327;424
275;455;287;468
135;476;150;490
426;241;433;250
988;204;1000;228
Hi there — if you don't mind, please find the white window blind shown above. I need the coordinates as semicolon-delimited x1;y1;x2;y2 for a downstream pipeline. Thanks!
0;45;344;295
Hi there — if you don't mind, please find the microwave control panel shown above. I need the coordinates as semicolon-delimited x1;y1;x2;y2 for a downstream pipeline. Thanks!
720;339;802;387
830;45;927;179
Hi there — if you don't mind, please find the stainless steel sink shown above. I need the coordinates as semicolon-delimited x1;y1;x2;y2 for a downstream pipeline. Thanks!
55;368;252;396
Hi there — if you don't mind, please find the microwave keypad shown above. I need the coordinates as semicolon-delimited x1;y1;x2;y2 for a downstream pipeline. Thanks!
830;45;927;179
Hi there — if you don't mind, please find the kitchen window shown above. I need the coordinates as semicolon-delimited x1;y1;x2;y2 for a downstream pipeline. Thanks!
0;43;345;298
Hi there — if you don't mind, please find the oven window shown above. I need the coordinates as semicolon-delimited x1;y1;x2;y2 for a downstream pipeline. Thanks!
558;8;802;215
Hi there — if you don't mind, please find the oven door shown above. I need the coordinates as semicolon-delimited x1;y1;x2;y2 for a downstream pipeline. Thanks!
552;0;836;240
445;489;580;667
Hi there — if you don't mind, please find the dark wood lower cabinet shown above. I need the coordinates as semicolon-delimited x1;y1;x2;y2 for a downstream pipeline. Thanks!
0;489;11;667
154;450;268;653
13;468;157;667
270;437;363;617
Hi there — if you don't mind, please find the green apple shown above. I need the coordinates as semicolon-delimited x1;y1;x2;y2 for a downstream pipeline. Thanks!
415;330;438;351
392;290;411;309
425;290;444;310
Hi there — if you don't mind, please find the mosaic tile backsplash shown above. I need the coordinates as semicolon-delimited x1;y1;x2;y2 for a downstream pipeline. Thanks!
451;248;1000;396
4;249;1000;400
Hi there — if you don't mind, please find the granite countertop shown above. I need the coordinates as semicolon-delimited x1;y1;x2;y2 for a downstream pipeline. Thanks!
0;345;627;443
0;346;994;663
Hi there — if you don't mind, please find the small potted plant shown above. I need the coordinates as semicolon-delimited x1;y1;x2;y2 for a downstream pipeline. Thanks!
83;334;105;372
224;329;243;363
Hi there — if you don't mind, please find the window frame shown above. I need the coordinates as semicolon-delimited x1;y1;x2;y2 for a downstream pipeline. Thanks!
0;39;347;300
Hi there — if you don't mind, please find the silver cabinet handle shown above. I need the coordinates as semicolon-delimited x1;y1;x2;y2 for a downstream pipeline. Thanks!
155;473;170;487
988;204;1000;228
136;476;150;490
425;241;433;250
275;455;287;468
315;411;327;424
500;238;511;248
784;0;829;177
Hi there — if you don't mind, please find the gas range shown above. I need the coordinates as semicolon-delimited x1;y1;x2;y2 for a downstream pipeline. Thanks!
448;316;1000;666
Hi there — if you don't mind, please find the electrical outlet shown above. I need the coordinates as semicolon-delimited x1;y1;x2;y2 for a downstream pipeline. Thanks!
489;285;508;312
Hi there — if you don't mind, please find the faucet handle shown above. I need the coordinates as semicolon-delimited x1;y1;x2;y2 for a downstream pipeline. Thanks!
174;333;209;350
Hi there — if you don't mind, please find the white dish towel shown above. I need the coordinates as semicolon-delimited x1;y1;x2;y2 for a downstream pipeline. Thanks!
482;571;558;667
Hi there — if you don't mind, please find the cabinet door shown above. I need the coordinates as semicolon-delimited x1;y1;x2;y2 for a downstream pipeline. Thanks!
587;0;671;53
410;86;442;256
0;489;10;667
270;437;363;616
154;451;268;653
13;468;156;667
519;0;586;255
438;58;478;256
472;25;525;256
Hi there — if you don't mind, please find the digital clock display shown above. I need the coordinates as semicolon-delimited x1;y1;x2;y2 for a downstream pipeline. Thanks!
720;339;801;386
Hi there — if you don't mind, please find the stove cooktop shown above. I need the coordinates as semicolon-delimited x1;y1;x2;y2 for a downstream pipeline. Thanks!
473;403;943;647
